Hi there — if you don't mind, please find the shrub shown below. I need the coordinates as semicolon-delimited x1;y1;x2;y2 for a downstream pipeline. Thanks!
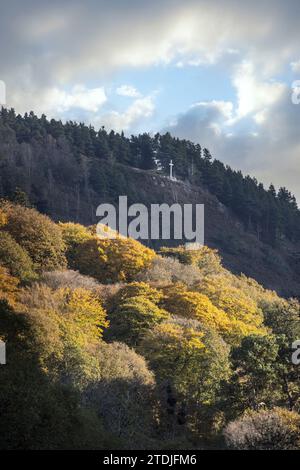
86;341;157;449
108;295;169;346
224;408;300;450
18;284;109;386
2;203;66;272
0;231;36;282
159;245;223;276
0;266;19;306
0;208;7;227
138;256;202;286
111;281;163;306
59;222;93;268
41;270;101;291
74;236;156;283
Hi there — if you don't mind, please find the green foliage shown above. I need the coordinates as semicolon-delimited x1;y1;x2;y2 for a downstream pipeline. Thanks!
2;202;67;272
73;235;156;283
86;341;158;448
160;245;223;276
0;197;299;449
108;294;169;346
141;317;231;438
0;300;109;449
0;231;36;282
226;335;280;415
0;107;300;246
59;222;93;268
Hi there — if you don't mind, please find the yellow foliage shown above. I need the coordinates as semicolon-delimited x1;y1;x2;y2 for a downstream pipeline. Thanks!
59;222;93;246
141;319;231;405
1;202;67;271
75;236;156;283
160;245;223;275
61;287;109;342
113;281;163;306
141;321;206;383
17;285;109;385
0;266;19;306
0;208;7;227
162;281;266;345
162;283;230;332
195;276;264;327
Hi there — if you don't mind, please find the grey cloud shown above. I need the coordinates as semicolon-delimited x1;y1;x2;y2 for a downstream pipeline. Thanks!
165;87;300;202
1;0;300;200
2;0;300;103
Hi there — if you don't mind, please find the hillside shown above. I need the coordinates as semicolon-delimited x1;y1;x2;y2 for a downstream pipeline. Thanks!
0;200;300;450
0;109;299;297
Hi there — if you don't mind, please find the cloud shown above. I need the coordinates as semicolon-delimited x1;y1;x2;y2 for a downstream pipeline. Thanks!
232;61;285;120
2;0;300;95
51;85;107;113
116;85;141;98
166;100;233;143
9;84;107;119
99;95;156;132
164;79;300;201
1;1;300;199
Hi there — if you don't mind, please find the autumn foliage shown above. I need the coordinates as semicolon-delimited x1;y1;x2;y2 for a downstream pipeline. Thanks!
0;200;300;449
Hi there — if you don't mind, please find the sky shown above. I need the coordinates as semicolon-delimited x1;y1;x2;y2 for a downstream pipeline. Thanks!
1;0;300;201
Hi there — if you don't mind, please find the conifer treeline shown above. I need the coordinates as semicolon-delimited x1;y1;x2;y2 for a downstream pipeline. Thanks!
0;107;299;244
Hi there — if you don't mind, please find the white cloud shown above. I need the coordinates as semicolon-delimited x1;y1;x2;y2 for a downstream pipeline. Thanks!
99;95;156;132
3;0;300;94
165;83;300;202
1;0;300;201
54;85;107;113
116;85;141;98
8;85;107;119
232;61;285;120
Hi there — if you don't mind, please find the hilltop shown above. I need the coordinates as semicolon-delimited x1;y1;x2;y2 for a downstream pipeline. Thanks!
0;108;299;297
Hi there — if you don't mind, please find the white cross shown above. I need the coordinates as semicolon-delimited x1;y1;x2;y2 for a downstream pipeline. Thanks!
169;160;174;180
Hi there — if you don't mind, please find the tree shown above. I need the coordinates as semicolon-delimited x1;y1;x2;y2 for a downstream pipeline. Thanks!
141;318;231;436
160;245;223;276
108;295;168;346
2;202;66;272
227;335;280;414
262;298;300;410
0;267;19;306
224;408;300;450
74;236;155;283
0;299;108;450
0;231;36;282
59;222;93;268
85;341;158;448
10;187;31;207
161;283;230;333
195;275;266;344
19;285;109;387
